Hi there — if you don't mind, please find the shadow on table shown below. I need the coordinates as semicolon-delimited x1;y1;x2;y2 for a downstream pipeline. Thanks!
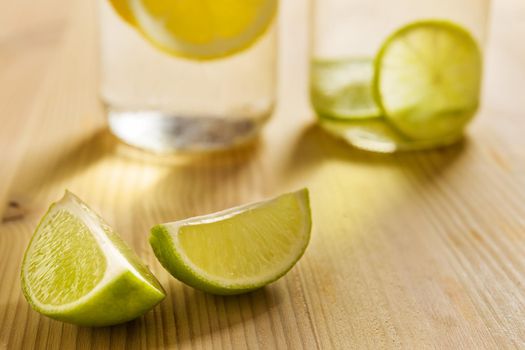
0;283;279;349
136;135;263;226
80;286;279;348
5;129;118;217
7;127;262;220
12;127;260;190
16;129;116;185
272;121;470;262
284;122;467;177
8;120;467;219
163;285;280;348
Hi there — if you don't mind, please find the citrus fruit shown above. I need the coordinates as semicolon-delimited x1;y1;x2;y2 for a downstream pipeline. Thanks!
108;0;277;60
149;189;311;295
373;20;482;140
21;191;165;327
311;58;382;120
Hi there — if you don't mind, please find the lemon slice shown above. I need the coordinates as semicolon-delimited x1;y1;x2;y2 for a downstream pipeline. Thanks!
21;192;165;326
109;0;277;60
373;20;482;140
149;189;311;295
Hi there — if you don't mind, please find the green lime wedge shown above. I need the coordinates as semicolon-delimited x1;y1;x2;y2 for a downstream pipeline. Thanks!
373;20;482;140
150;189;312;295
21;191;165;327
311;58;382;120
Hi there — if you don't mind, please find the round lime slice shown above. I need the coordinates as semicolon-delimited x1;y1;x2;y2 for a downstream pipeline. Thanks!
374;20;482;140
21;192;165;326
149;189;311;295
311;58;382;120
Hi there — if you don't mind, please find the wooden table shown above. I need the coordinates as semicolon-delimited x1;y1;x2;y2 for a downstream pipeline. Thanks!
1;0;524;348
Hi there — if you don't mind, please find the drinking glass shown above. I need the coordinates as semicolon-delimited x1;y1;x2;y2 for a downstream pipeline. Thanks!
310;0;490;152
99;0;277;152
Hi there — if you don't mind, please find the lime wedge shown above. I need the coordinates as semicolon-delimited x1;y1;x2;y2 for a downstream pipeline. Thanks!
373;20;482;140
21;192;165;326
109;0;277;60
311;58;382;120
149;189;311;295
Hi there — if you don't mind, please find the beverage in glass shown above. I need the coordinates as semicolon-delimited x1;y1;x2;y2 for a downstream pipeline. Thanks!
310;0;490;152
99;0;277;152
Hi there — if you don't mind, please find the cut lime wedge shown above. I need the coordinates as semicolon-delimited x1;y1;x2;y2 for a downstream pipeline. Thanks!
109;0;277;60
21;192;165;326
149;189;311;295
373;20;482;140
311;58;382;120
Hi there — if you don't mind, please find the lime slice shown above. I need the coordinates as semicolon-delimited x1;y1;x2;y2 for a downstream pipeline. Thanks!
310;58;382;120
109;0;277;60
149;189;311;295
319;117;463;153
374;20;482;140
21;192;165;326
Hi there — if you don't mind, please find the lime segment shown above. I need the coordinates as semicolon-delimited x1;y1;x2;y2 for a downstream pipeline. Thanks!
150;189;311;295
374;20;482;140
21;191;165;326
25;210;107;305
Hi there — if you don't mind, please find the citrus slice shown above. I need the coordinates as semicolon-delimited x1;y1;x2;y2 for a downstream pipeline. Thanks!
310;58;382;120
21;191;165;326
318;117;463;153
373;20;482;140
109;0;277;60
149;189;311;295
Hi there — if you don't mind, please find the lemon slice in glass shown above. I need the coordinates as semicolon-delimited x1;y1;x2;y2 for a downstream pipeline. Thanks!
109;0;277;60
149;189;311;295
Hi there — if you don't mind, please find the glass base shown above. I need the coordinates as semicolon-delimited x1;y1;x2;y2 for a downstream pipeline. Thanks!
319;117;464;153
107;110;267;153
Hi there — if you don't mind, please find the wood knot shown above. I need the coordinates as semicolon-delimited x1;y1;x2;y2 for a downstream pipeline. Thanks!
2;200;26;222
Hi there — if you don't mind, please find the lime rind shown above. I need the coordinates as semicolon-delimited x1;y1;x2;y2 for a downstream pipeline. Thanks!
23;270;165;327
149;189;312;295
21;191;165;326
373;19;482;141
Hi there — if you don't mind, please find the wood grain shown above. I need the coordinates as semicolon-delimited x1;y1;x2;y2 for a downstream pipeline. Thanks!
1;0;525;348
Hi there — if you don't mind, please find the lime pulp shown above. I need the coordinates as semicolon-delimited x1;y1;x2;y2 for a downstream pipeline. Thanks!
21;191;165;326
149;189;312;295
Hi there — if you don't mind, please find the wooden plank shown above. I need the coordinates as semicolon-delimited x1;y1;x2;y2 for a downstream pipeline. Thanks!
1;0;525;348
0;0;70;215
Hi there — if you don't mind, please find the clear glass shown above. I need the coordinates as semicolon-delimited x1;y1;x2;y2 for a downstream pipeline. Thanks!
310;0;490;152
99;1;277;152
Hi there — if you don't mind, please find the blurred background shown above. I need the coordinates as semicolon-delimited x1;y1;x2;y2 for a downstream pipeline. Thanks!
1;0;525;348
